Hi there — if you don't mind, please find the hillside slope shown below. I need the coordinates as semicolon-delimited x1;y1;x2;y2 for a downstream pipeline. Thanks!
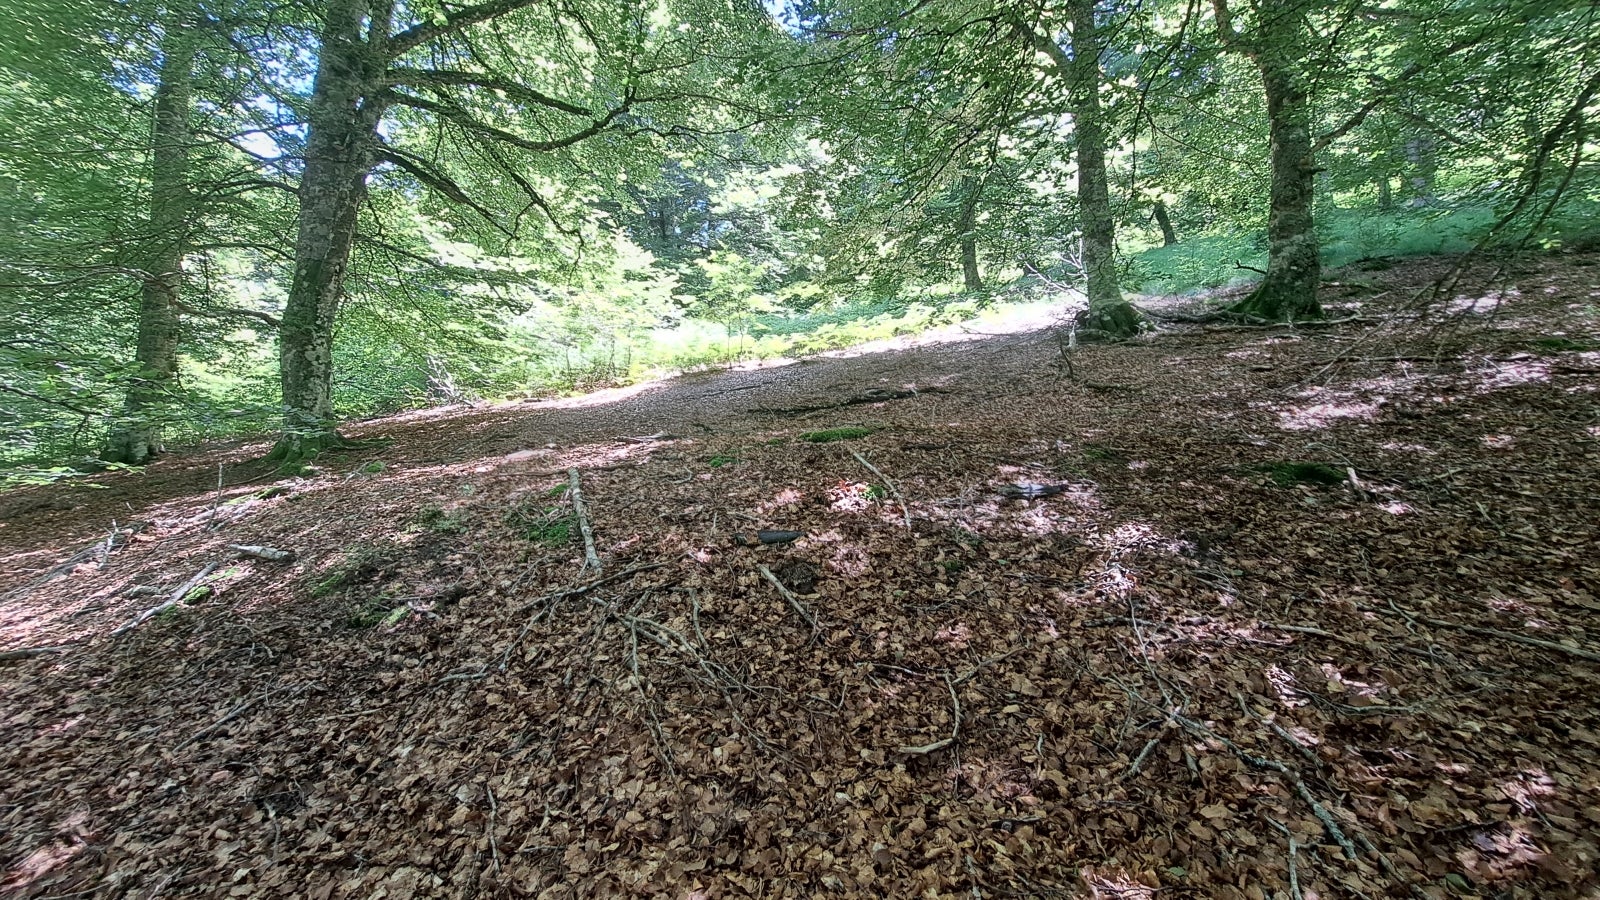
3;254;1599;899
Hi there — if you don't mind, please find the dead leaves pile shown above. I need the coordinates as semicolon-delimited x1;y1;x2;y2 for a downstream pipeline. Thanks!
2;253;1599;899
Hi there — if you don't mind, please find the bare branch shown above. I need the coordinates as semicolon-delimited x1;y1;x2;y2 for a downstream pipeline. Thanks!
385;67;592;116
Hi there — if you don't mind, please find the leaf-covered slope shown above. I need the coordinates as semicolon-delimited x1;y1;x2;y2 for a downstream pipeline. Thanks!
2;254;1598;899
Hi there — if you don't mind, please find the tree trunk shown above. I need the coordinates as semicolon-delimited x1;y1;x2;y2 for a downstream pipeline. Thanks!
1404;135;1436;207
1235;0;1323;321
1067;0;1139;338
104;19;195;465
1376;176;1393;210
1153;199;1178;246
271;0;388;462
957;175;983;292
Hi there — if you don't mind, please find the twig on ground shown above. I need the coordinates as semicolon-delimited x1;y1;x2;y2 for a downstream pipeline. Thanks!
567;468;602;572
1120;688;1359;860
1267;818;1304;900
689;588;706;648
1123;736;1162;779
1238;693;1320;767
849;449;912;529
1374;602;1600;663
0;645;74;662
175;684;289;751
486;785;502;875
208;462;224;530
758;564;819;639
897;673;961;755
99;520;118;570
112;561;220;637
496;563;665;672
228;544;296;562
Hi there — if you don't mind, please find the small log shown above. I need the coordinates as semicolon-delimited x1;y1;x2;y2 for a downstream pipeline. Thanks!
567;468;602;572
0;645;73;662
229;544;296;562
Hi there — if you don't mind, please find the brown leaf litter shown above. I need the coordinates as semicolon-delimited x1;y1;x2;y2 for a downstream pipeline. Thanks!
2;252;1599;899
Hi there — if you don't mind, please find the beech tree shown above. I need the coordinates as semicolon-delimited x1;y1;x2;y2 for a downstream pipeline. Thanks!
272;0;770;461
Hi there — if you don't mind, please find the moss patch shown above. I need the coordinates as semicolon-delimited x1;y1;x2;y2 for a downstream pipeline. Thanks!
801;426;877;443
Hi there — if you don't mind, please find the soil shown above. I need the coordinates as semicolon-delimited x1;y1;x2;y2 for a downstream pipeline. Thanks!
2;252;1598;899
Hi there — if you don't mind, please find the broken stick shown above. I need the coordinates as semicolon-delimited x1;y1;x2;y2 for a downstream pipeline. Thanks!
758;564;819;638
849;449;912;529
567;468;602;572
0;645;73;662
112;561;220;637
229;544;296;562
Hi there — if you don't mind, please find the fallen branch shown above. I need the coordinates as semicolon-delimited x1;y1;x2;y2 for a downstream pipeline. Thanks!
0;645;74;662
1267;818;1304;900
751;386;947;415
111;561;220;637
229;544;296;562
758;564;819;639
1374;603;1600;664
175;684;289;751
567;468;602;572
488;563;666;674
1123;736;1162;779
849;450;911;529
1119;686;1358;860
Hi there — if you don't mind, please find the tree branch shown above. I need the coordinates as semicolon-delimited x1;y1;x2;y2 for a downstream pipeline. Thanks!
388;89;636;153
386;0;545;58
385;67;592;116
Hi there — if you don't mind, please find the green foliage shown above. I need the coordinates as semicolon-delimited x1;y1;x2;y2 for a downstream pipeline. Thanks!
801;426;877;443
708;454;740;468
504;495;575;544
414;505;468;535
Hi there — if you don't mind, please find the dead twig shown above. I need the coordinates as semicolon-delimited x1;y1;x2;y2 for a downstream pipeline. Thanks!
567;467;602;572
1121;689;1359;860
0;645;74;662
1237;693;1320;767
1123;736;1162;779
1374;602;1600;664
758;564;819;639
112;561;220;637
486;785;502;876
228;544;296;562
849;449;911;529
1267;818;1304;900
175;684;289;751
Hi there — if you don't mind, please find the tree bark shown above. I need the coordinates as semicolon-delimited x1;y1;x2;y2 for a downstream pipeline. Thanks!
1153;199;1178;246
272;0;390;462
1066;0;1139;337
1233;0;1323;321
957;175;983;292
104;19;195;465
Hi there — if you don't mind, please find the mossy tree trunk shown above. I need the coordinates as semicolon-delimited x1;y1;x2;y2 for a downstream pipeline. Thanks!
104;18;195;465
1230;0;1323;321
957;174;983;292
1066;0;1140;337
1019;3;1140;337
1153;199;1178;246
271;0;389;463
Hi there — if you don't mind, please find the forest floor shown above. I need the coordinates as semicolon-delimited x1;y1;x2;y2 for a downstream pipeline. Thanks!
3;252;1599;900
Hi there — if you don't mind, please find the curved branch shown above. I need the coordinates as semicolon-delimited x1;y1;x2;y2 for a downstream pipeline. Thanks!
385;67;592;116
